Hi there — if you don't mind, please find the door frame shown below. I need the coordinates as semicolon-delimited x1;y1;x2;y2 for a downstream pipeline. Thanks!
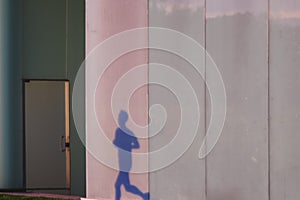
22;79;71;192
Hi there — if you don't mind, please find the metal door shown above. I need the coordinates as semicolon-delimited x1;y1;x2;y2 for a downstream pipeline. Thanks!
24;80;70;193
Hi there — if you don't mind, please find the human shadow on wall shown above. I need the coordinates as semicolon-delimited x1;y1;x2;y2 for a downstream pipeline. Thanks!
113;110;150;200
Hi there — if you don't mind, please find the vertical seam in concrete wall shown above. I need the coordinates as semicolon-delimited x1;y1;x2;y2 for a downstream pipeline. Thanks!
203;0;207;199
83;1;87;195
84;0;88;196
147;0;150;195
268;0;271;199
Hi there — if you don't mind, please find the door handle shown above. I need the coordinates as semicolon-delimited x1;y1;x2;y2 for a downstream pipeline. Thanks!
60;136;70;152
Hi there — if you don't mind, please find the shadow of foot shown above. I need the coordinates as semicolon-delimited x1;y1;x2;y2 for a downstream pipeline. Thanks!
143;192;150;200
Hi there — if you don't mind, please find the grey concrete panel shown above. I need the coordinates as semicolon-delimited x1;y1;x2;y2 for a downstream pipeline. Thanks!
149;1;206;199
206;6;269;200
269;2;300;199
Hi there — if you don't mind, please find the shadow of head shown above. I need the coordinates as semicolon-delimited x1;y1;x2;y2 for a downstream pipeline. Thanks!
118;110;128;127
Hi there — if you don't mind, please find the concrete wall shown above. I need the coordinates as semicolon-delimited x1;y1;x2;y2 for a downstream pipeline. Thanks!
149;1;206;199
4;0;295;198
206;2;269;200
85;0;148;199
84;0;300;199
269;1;300;199
149;1;299;200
